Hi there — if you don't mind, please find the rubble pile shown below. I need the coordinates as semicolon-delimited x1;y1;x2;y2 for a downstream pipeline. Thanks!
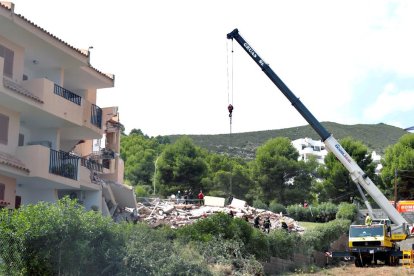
132;197;305;233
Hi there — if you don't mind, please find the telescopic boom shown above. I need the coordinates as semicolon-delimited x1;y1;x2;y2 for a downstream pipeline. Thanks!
227;28;408;229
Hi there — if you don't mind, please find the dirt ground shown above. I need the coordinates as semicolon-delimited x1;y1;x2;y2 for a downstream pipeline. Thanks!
289;263;414;275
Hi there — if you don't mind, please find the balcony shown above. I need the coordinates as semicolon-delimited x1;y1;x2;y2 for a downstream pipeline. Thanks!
16;145;104;189
9;78;104;138
54;84;82;105
49;149;79;180
80;157;103;173
91;104;102;129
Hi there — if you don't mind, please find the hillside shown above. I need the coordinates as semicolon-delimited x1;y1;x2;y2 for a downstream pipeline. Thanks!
167;122;408;159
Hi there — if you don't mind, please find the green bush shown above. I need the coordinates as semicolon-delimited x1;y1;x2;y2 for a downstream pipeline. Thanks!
336;202;357;221
268;200;287;214
253;199;268;210
268;229;299;258
121;224;211;275
287;202;338;222
300;219;351;253
245;229;270;261
194;238;263;275
176;213;253;244
314;202;338;222
0;197;125;276
286;204;312;221
134;184;151;197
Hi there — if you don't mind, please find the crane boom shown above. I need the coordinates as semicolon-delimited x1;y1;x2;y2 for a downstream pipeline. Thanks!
227;28;408;229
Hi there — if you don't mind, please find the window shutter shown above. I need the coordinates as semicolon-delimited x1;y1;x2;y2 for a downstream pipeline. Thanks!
0;113;9;145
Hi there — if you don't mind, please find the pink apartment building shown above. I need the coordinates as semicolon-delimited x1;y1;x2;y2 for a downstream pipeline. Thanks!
0;2;136;218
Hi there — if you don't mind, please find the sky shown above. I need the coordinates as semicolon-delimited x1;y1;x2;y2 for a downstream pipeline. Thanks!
11;0;414;137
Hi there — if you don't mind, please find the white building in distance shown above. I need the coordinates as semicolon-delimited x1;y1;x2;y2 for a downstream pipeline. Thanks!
292;137;383;174
292;138;327;164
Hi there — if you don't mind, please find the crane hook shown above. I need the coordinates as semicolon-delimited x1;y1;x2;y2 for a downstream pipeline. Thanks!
228;104;234;117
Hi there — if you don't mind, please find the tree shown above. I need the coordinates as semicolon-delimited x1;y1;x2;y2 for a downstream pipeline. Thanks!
156;137;208;196
381;133;414;200
202;153;254;200
253;137;299;205
120;132;162;186
129;128;148;138
317;137;375;204
285;156;319;206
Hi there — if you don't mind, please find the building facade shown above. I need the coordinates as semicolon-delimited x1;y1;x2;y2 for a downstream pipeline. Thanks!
291;137;328;164
0;2;136;217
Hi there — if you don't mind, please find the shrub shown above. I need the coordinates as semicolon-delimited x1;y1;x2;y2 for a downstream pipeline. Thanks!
0;197;125;276
121;224;211;275
314;202;338;222
134;184;150;197
268;200;286;214
288;202;338;222
253;199;268;210
286;204;312;221
245;229;270;261
300;219;351;253
336;202;357;221
176;213;254;245
268;229;299;258
194;238;263;275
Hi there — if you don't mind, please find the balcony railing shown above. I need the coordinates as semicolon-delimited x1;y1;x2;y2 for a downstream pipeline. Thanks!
91;104;102;129
54;84;82;105
80;158;103;173
49;149;79;180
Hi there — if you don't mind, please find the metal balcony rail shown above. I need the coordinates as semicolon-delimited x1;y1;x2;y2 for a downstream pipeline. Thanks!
49;149;79;180
91;104;102;128
80;158;103;173
54;84;81;105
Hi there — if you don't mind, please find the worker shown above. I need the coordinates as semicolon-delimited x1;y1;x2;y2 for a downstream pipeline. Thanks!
263;217;271;233
281;219;288;231
254;216;260;229
198;190;204;206
365;213;372;226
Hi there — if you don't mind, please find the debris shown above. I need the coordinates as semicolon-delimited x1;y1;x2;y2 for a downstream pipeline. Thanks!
133;196;305;233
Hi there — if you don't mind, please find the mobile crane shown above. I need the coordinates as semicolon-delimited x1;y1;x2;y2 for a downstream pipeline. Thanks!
227;28;412;266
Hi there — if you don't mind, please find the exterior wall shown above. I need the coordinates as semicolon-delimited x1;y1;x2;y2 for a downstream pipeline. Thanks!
0;105;20;155
83;190;101;211
292;138;327;164
16;186;56;205
0;34;25;82
15;145;80;189
0;174;16;209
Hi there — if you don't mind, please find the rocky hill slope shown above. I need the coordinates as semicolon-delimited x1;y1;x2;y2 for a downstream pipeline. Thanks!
168;122;408;159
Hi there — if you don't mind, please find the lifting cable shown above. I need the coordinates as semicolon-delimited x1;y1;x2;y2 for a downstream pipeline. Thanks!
226;39;234;195
226;39;234;135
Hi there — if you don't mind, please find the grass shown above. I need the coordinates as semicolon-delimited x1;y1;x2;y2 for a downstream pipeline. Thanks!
298;221;325;231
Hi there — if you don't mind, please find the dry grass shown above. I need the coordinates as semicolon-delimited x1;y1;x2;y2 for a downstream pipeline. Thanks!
288;263;414;276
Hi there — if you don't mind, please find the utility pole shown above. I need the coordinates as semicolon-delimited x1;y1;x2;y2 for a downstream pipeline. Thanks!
153;156;160;195
393;169;398;208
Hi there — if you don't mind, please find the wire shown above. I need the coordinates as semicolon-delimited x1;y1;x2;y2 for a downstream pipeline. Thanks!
226;39;234;135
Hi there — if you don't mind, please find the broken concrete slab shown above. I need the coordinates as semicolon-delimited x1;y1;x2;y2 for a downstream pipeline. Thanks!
204;196;225;207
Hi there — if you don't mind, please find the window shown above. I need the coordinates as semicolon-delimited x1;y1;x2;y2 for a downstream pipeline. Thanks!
18;134;24;146
0;113;9;145
0;183;5;200
0;44;14;78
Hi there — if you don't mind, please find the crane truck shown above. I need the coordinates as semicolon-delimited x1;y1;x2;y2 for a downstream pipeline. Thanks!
227;28;412;267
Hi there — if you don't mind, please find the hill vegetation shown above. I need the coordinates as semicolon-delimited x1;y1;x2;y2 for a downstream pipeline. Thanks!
167;122;408;159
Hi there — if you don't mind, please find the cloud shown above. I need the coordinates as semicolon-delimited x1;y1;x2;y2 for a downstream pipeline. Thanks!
363;83;414;121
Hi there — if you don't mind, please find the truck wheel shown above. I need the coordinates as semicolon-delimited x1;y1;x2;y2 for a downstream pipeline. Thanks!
355;258;363;267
